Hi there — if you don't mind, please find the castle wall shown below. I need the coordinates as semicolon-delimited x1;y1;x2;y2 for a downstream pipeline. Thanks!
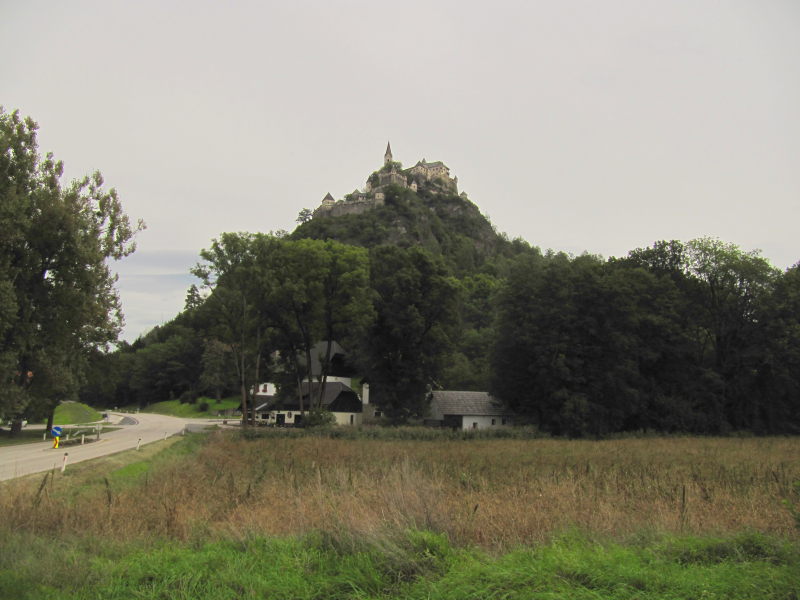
314;196;384;218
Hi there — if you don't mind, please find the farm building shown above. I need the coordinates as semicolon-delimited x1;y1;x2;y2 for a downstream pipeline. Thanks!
427;391;514;430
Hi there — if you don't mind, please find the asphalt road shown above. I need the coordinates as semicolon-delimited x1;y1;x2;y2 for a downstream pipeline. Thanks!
0;412;220;482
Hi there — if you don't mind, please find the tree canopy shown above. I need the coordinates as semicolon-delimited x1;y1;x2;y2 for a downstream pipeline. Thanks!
0;108;143;429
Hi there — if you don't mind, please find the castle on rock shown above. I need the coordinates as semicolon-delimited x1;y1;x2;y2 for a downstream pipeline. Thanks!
313;143;464;218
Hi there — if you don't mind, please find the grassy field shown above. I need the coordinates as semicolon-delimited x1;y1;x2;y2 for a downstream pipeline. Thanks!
0;431;797;598
52;401;103;425
136;396;240;418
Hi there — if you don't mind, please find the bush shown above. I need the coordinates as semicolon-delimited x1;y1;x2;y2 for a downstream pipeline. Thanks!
303;408;335;428
197;401;210;413
179;390;197;404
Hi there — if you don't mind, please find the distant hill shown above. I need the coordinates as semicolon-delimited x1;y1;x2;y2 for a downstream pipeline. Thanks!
292;184;515;274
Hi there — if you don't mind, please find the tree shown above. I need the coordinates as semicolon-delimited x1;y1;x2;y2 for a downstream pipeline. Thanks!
684;237;780;430
258;238;372;411
362;246;460;421
296;208;313;224
193;232;275;425
0;108;143;432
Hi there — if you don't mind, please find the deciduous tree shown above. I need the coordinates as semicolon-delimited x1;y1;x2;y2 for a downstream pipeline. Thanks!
0;108;143;432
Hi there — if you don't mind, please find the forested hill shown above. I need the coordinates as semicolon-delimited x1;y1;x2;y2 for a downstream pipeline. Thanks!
291;185;524;274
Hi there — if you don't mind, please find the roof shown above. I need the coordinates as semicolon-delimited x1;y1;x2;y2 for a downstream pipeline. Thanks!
323;192;334;202
254;381;359;412
430;391;510;417
253;398;274;412
385;141;392;156
414;158;447;169
300;381;355;406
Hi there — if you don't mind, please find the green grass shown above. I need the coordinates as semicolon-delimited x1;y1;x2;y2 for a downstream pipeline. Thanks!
138;397;240;418
52;401;102;425
0;530;796;600
1;434;797;598
0;427;50;446
0;425;118;447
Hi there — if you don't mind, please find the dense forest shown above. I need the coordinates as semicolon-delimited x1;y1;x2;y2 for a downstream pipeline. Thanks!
79;183;800;435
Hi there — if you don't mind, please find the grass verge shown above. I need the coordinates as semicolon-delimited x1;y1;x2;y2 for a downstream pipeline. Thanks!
0;530;796;599
136;397;240;418
52;402;102;425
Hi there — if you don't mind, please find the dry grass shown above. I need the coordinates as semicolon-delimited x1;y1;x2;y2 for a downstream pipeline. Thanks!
1;433;798;551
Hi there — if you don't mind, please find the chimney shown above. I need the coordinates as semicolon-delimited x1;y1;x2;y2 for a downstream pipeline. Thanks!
361;383;369;405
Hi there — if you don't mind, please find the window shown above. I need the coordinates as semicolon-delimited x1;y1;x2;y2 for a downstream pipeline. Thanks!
491;418;496;426
472;422;478;429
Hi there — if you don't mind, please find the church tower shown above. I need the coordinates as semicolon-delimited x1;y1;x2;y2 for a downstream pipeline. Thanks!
384;141;393;165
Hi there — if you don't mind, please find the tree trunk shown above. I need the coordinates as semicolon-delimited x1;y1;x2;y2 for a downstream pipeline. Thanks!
9;420;22;437
317;339;334;410
240;350;248;428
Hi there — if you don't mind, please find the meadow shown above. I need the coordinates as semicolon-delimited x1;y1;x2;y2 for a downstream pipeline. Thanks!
1;431;798;598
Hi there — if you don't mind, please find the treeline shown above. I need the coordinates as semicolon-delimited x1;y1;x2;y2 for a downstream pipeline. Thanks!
492;239;800;435
82;234;800;436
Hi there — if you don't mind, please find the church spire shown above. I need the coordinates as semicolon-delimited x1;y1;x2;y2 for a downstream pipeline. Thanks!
384;141;393;165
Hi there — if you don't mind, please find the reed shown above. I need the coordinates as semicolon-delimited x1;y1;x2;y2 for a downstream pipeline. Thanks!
1;433;797;551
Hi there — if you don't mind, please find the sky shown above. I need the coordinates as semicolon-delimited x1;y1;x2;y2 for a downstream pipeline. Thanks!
2;0;799;342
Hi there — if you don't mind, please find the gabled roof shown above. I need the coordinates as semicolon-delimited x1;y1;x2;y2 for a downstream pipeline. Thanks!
253;398;275;412
300;381;354;406
430;391;510;417
413;159;447;169
323;192;334;202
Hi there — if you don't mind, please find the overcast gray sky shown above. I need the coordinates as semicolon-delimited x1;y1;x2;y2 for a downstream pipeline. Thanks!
3;0;799;342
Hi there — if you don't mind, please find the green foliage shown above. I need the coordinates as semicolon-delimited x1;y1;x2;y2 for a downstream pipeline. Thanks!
303;407;336;428
0;107;143;428
493;239;800;436
293;185;508;276
362;246;460;421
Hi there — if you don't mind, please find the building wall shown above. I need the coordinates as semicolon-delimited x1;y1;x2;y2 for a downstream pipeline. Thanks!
332;412;363;426
254;409;363;426
457;415;512;430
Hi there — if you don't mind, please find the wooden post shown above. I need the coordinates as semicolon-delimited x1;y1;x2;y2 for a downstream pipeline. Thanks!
136;438;141;451
61;453;69;473
81;434;85;445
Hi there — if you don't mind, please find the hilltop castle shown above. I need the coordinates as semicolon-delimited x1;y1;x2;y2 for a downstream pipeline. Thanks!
313;143;465;218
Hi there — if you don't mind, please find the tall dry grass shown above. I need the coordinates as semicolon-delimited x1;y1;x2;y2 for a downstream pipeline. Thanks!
2;433;798;550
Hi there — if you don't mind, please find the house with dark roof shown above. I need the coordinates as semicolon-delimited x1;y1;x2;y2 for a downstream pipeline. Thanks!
253;381;365;426
427;391;514;430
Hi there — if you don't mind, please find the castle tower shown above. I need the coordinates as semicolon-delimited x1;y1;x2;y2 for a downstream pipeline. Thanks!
384;141;393;165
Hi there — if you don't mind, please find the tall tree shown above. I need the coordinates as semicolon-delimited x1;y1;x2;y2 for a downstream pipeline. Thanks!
193;232;275;425
363;246;459;421
0;108;143;431
684;237;780;430
258;238;372;411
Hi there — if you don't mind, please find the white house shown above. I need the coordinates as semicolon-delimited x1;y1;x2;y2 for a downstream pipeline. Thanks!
427;391;514;430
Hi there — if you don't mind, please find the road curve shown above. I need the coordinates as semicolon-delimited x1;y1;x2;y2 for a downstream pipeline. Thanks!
0;412;193;482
